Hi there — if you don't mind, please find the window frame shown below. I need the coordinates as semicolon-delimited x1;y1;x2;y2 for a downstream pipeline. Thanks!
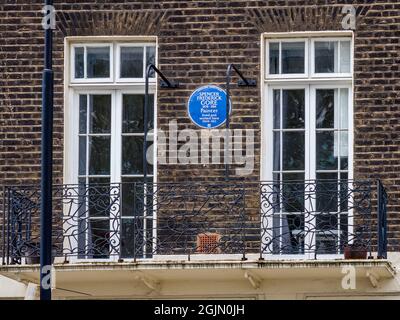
116;43;157;83
64;37;158;262
261;32;354;260
310;37;353;78
265;38;309;79
70;43;114;83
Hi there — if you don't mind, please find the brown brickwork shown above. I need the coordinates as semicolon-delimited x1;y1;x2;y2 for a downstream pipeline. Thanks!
1;1;399;253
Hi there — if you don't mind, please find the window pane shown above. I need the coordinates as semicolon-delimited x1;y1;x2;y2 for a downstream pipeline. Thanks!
316;213;338;254
87;47;110;78
120;47;144;78
89;136;111;175
273;89;280;129
75;47;84;78
88;177;111;217
282;173;305;213
281;42;305;74
282;132;305;170
279;214;305;254
316;172;338;212
340;132;348;170
122;95;154;133
340;41;351;73
89;95;111;134
79;94;87;134
121;178;144;217
122;136;144;174
146;46;156;78
269;43;279;74
339;88;348;129
282;89;305;129
79;136;86;175
340;173;349;211
316;89;335;129
273;132;280;171
88;219;110;258
315;41;338;73
316;131;337;170
121;218;135;258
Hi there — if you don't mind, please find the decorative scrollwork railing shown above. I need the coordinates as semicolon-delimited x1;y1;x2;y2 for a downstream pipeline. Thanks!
1;180;387;264
260;180;374;257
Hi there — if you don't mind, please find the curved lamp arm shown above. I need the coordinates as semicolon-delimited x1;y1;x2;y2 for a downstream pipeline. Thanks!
143;65;179;184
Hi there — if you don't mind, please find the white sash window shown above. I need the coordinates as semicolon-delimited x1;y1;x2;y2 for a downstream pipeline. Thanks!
65;38;157;259
262;33;354;257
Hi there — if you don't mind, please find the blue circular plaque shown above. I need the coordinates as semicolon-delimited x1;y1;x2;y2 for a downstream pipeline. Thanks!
187;85;231;129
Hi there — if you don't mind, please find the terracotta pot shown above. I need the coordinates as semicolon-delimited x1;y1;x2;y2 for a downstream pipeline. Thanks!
344;245;368;259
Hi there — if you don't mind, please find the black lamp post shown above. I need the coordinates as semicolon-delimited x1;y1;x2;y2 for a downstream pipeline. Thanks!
40;0;54;300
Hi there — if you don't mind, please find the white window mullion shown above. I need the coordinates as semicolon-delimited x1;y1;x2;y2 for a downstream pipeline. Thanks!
307;85;316;258
109;90;121;259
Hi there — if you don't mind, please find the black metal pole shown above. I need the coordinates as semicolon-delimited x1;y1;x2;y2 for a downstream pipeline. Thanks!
225;66;232;181
40;0;54;300
225;64;257;181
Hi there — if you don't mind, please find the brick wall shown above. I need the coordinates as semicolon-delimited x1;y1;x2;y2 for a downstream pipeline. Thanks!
0;0;399;253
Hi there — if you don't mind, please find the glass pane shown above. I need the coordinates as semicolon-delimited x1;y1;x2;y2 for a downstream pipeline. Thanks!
316;172;338;213
121;218;135;258
89;95;111;134
272;173;281;214
122;95;154;133
340;131;348;170
282;89;305;129
282;132;305;170
269;43;279;74
122;136;144;174
89;136;111;175
340;41;351;73
146;46;156;78
316;89;335;129
88;177;111;218
280;214;305;254
273;132;280;171
340;172;349;212
339;88;348;129
121;178;143;217
75;47;84;78
88;219;110;258
339;213;348;253
282;173;305;213
120;47;144;78
281;42;305;74
273;89;280;129
79;95;87;134
316;213;338;254
87;47;110;78
79;136;86;175
316;131;338;170
315;41;338;73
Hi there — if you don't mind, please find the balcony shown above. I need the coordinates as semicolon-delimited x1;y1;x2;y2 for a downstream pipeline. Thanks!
1;180;394;298
1;180;388;263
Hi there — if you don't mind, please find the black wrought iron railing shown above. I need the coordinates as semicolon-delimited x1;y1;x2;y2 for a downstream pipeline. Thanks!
1;180;387;264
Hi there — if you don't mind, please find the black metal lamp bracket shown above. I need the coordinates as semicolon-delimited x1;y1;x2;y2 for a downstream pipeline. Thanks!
146;64;179;89
227;64;257;87
143;65;179;184
225;64;257;181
